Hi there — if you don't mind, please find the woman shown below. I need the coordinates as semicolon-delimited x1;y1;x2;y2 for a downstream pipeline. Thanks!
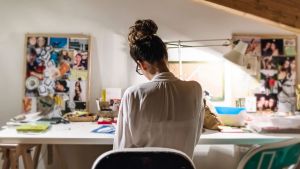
277;58;296;112
270;42;279;56
73;80;82;101
59;50;72;63
55;80;69;93
262;42;272;56
113;19;204;158
73;53;85;70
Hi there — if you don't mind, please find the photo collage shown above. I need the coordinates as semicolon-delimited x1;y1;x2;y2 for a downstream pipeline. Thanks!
24;34;90;115
233;35;297;113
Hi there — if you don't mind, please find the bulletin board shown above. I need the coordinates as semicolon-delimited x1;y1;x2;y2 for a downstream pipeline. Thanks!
233;34;297;113
23;34;91;115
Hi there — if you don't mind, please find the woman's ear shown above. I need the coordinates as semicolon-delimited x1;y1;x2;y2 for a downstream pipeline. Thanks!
137;60;148;71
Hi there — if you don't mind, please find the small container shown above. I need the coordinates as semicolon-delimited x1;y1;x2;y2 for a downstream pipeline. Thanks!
215;106;247;127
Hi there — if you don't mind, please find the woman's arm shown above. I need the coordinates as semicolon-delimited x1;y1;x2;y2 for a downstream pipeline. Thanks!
113;97;125;149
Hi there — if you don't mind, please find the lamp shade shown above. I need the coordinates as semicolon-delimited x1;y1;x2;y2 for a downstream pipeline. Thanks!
224;41;248;65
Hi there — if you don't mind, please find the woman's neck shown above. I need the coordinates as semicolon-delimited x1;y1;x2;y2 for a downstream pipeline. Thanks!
157;62;170;73
146;61;170;80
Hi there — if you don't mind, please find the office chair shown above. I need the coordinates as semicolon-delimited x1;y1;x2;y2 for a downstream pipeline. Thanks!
237;139;300;169
92;147;196;169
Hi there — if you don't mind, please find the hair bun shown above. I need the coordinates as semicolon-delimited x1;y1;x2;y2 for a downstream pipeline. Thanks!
128;19;158;45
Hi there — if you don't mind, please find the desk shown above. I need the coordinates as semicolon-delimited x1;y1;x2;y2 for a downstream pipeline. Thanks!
200;130;300;145
1;122;300;145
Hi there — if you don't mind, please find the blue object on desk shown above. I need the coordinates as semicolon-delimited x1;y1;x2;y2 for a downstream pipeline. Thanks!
215;106;245;115
92;125;115;134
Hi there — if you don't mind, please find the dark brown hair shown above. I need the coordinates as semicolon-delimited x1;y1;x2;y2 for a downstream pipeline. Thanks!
128;19;168;64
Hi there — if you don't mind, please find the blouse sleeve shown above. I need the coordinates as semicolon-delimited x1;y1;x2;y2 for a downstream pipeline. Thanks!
113;89;132;149
195;84;204;144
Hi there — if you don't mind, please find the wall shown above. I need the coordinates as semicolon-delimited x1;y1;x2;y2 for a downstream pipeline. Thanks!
0;0;299;168
0;0;298;126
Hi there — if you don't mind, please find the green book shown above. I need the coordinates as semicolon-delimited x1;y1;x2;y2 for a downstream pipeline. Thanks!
16;123;50;132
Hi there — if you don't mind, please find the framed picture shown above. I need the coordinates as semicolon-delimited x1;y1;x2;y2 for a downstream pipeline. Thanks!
233;34;297;113
168;61;225;101
23;34;91;115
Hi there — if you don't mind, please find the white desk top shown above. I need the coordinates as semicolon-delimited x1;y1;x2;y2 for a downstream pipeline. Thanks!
200;130;300;145
0;122;114;145
0;122;299;145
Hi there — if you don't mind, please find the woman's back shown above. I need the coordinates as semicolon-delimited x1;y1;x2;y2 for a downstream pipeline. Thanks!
114;72;203;158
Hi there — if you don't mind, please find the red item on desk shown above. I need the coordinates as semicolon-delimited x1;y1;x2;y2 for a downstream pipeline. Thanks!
97;117;117;125
97;121;112;125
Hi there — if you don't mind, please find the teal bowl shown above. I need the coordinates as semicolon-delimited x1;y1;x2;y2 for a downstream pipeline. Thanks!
215;106;245;115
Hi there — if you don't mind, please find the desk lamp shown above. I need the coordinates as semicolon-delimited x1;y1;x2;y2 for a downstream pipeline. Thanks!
165;39;248;65
223;40;248;64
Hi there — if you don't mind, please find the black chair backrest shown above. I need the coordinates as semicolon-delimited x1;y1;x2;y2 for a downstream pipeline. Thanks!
92;148;195;169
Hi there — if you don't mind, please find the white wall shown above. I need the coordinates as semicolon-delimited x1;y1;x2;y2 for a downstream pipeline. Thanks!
0;0;298;126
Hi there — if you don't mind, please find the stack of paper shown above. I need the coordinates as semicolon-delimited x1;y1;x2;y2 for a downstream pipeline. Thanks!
248;115;300;133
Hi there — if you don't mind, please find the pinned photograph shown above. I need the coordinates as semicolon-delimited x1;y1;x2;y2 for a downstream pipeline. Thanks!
26;48;44;79
284;38;297;56
37;36;48;48
69;69;88;81
277;57;296;112
59;49;73;63
69;78;87;102
54;79;70;93
27;37;37;48
259;73;278;94
23;97;37;113
261;39;284;57
232;36;261;76
72;51;88;70
69;38;89;52
58;61;71;77
272;56;295;71
255;94;277;113
239;37;261;56
243;55;259;76
50;37;68;49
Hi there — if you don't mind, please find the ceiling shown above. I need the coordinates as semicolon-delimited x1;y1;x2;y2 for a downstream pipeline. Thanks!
195;0;300;33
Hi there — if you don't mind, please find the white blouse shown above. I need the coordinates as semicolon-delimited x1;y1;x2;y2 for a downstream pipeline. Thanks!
113;72;204;158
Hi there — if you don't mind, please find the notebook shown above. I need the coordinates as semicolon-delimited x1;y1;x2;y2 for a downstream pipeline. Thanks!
16;123;50;133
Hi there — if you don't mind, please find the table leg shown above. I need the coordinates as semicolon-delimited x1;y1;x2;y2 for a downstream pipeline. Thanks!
2;148;10;169
54;145;68;169
22;147;34;169
1;144;41;169
9;149;18;169
33;145;41;169
47;144;53;165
